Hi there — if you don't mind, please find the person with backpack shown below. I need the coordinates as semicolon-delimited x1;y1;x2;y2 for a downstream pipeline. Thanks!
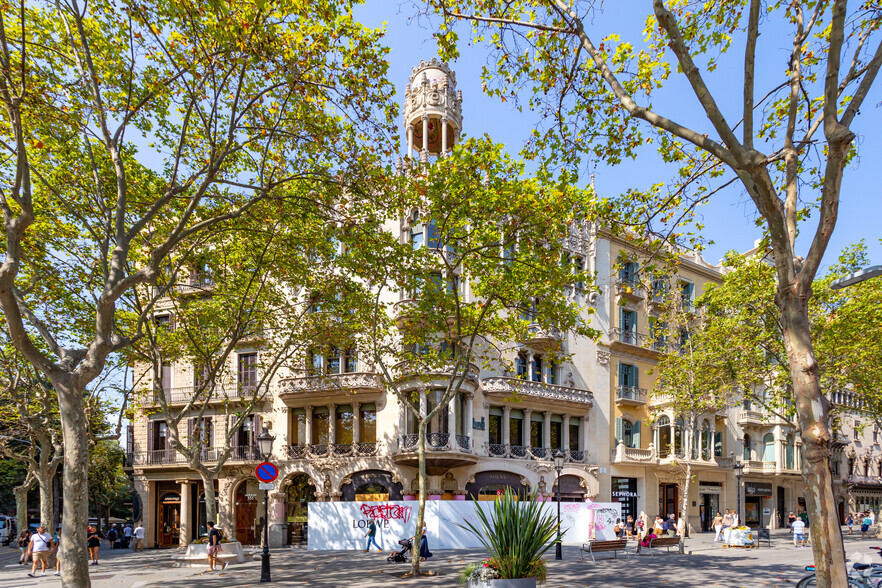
206;521;227;571
106;526;117;549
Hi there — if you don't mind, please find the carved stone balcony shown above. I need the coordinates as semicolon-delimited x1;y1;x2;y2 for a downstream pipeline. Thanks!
278;372;384;403
742;460;777;474
286;442;378;459
737;410;767;427
485;443;588;463
524;323;564;350
394;361;480;394
615;385;648;407
393;432;478;474
481;377;594;408
610;442;655;464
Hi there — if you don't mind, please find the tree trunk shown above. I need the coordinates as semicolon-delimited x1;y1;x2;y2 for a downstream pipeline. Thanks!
410;420;427;577
14;473;35;537
781;296;847;588
38;475;53;529
53;474;62;532
680;461;691;553
55;379;92;588
200;471;219;529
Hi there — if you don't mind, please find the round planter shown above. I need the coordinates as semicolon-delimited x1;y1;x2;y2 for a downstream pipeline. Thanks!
453;494;466;501
402;494;416;501
428;494;442;500
468;578;537;588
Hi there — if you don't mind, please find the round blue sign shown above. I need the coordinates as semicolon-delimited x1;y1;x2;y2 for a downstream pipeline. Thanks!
255;462;278;482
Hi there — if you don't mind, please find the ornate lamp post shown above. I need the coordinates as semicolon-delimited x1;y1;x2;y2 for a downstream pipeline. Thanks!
734;460;745;528
257;428;275;583
553;450;565;560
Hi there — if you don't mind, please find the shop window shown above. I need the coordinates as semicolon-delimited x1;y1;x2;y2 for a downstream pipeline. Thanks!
488;407;503;445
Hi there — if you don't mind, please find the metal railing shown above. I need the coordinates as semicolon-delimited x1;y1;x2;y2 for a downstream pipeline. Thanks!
174;275;215;294
486;444;587;463
151;384;266;404
616;385;648;403
286;442;379;458
456;435;471;451
397;433;470;453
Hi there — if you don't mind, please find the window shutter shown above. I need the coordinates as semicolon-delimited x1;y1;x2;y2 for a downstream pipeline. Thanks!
633;366;639;388
617;362;624;386
205;417;213;448
254;414;262;443
634;421;641;448
147;421;154;452
187;418;195;444
615;417;623;445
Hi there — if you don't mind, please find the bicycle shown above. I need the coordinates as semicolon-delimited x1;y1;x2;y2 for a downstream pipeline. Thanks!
797;549;882;588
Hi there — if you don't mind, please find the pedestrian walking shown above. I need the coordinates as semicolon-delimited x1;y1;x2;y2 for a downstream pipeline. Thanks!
52;528;61;576
17;529;32;565
132;522;145;552
87;526;102;565
625;515;635;539
614;518;623;539
846;513;854;535
364;518;381;552
713;512;724;541
26;525;53;578
862;513;872;539
788;512;796;528
792;517;806;547
206;521;227;572
418;523;432;562
106;525;117;549
722;509;734;532
123;524;132;549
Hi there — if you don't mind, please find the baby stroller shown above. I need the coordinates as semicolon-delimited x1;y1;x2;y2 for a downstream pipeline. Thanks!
386;538;412;563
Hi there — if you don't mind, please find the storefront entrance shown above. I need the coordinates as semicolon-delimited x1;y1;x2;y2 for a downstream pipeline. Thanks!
158;492;181;547
659;483;679;517
744;480;772;528
612;477;638;523
285;473;316;546
699;483;721;532
235;482;259;545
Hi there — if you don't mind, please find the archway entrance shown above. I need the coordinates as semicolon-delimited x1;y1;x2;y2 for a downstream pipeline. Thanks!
285;474;316;546
465;471;529;501
341;470;403;502
235;481;259;545
158;492;181;547
553;475;586;502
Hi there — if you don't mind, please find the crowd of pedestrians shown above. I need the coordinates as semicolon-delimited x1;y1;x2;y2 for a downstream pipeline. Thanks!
15;520;146;579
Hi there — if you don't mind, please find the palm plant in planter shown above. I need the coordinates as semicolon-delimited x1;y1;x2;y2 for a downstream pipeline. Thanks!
457;488;561;588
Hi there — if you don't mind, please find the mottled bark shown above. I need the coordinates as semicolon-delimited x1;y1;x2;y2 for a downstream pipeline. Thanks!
38;475;53;529
14;471;35;536
410;419;427;577
55;378;91;588
199;470;218;528
781;292;847;587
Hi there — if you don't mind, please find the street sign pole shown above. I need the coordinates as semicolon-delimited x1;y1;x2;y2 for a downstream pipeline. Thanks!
254;461;278;583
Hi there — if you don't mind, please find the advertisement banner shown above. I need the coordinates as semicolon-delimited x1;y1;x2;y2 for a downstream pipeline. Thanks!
308;501;621;551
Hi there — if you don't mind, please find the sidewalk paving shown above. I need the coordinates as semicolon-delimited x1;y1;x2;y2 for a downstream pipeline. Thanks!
0;528;877;587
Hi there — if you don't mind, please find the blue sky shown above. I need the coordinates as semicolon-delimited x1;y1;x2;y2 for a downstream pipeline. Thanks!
354;2;881;272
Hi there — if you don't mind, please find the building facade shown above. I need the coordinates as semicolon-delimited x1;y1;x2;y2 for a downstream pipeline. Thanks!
127;59;865;550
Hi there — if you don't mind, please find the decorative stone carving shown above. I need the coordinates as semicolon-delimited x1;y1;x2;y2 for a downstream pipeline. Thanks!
481;376;594;406
341;477;352;487
596;350;610;366
278;373;385;396
519;476;531;488
441;473;458;492
311;457;349;472
525;462;553;474
537;476;547;494
391;473;402;485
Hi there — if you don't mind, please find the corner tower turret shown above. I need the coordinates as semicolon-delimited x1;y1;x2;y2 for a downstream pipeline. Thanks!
404;59;463;162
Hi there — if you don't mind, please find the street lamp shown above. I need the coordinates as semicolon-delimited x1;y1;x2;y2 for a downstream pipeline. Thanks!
257;428;275;583
830;265;882;290
734;460;745;528
553;450;565;561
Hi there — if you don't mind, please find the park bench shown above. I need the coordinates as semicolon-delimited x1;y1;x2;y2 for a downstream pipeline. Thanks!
579;539;631;563
643;535;683;556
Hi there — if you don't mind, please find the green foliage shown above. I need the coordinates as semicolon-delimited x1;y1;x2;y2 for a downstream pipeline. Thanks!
87;441;131;519
456;488;559;581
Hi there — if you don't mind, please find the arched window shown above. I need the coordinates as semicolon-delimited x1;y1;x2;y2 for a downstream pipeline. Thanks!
743;434;752;461
674;417;685;457
701;421;711;460
785;434;795;470
763;433;775;462
657;416;671;458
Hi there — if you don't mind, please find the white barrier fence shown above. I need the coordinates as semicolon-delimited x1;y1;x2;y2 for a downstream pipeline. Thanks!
307;500;621;551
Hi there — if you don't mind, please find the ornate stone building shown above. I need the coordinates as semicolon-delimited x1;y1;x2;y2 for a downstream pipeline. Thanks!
128;59;843;549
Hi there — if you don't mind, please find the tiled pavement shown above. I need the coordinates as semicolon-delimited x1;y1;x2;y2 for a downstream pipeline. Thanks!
0;529;877;587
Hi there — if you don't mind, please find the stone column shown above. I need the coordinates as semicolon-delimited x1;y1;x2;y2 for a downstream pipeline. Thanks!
448;393;458;449
134;476;154;547
463;392;474;444
441;116;449;155
421;115;429;159
581;414;591;459
524;409;533;449
328;403;337;446
562;415;571;451
178;480;192;546
407;124;414;158
542;410;551;452
503;406;511;448
353;402;361;445
269;492;287;548
305;405;314;446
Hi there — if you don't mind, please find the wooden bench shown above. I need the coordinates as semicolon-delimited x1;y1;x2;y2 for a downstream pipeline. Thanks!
579;539;631;563
643;535;682;556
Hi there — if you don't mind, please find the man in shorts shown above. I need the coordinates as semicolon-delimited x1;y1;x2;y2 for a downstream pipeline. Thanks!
27;525;53;577
132;522;145;552
791;517;806;547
